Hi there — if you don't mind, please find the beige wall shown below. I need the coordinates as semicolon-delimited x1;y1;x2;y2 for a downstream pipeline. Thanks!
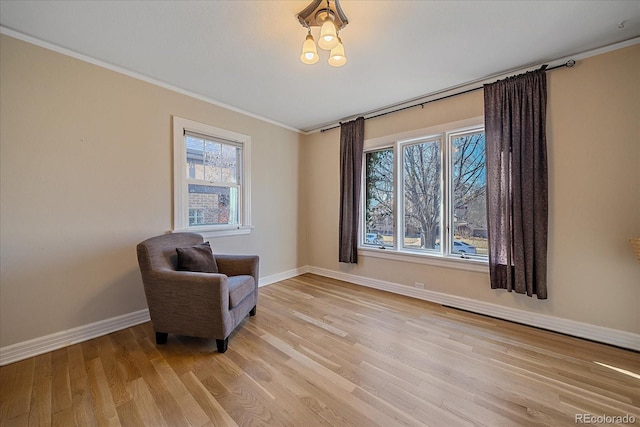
0;35;306;347
304;44;640;334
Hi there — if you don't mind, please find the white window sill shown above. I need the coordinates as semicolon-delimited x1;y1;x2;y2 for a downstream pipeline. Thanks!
358;246;489;273
173;225;253;238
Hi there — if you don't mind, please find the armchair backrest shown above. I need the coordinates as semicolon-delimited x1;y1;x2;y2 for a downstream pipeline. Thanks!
137;232;204;273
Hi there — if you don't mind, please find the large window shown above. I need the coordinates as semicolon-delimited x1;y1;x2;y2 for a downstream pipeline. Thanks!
173;116;251;237
362;119;487;264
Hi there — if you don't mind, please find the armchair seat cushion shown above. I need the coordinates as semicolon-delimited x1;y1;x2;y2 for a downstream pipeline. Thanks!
228;275;256;308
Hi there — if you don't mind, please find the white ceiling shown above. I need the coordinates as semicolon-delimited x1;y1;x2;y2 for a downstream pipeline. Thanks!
1;1;639;132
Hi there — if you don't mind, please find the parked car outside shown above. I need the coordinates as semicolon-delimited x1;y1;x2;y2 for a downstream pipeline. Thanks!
365;233;385;246
453;240;477;254
435;240;477;254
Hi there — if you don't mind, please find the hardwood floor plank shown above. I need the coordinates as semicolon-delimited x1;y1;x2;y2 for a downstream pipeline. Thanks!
249;329;416;426
115;399;145;427
227;341;335;425
149;357;210;426
66;344;87;383
126;352;190;426
126;377;168;427
128;323;163;362
4;412;29;427
93;334;131;408
197;357;289;426
0;357;34;421
86;358;120;426
1;273;638;426
70;375;97;427
50;348;72;415
51;406;75;427
28;353;51;427
181;371;238;427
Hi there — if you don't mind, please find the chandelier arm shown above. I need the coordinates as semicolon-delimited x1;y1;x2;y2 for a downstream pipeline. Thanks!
297;0;323;28
333;0;349;28
297;0;348;30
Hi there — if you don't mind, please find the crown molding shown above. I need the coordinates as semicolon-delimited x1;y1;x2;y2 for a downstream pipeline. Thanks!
0;26;303;134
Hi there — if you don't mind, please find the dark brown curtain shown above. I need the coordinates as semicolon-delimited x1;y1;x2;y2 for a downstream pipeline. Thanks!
339;117;365;263
483;69;548;299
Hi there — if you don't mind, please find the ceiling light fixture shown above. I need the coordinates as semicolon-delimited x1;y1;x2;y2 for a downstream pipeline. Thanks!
300;30;319;64
297;0;348;67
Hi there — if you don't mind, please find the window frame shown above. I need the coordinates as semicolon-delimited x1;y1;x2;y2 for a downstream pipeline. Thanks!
173;116;252;237
446;127;487;261
360;116;488;272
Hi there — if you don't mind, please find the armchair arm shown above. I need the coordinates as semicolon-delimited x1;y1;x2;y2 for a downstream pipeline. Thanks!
146;269;228;299
215;255;259;281
141;269;231;338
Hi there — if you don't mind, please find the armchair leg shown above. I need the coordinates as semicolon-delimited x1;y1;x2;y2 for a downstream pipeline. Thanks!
250;305;257;316
155;332;168;345
216;338;229;353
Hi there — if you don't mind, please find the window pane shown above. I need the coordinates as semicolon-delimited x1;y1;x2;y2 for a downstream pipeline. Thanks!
188;184;238;226
364;149;394;247
189;208;205;226
403;139;441;250
186;135;239;184
186;136;205;180
220;144;239;183
451;132;487;257
203;140;222;182
204;142;240;184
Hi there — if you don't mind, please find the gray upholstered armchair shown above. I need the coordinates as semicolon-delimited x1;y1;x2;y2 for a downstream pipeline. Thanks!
136;232;259;353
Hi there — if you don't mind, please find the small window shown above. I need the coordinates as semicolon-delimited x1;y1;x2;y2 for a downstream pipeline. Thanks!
173;117;251;237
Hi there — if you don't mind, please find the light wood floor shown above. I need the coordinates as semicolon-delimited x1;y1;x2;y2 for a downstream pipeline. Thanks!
1;273;639;426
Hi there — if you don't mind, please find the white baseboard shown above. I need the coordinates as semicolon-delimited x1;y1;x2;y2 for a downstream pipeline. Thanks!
259;266;308;287
0;309;150;366
0;269;304;366
2;265;637;366
306;266;640;352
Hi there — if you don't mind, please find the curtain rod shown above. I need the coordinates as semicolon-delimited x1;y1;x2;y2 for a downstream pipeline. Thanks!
320;59;575;133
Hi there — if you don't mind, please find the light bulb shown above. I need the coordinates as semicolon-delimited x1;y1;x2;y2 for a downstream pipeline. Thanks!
300;34;319;64
318;19;338;50
328;37;346;67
